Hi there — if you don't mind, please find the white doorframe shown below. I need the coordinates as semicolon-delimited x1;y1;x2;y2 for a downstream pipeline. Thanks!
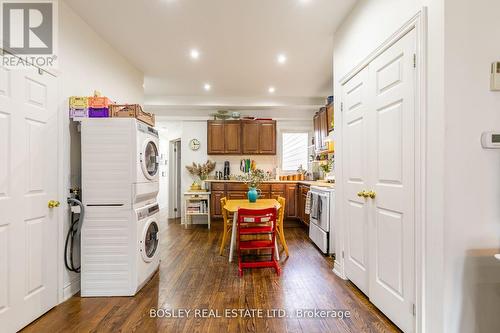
168;138;181;219
335;8;427;333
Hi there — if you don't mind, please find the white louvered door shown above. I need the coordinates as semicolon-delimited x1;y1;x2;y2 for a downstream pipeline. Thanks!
0;61;58;332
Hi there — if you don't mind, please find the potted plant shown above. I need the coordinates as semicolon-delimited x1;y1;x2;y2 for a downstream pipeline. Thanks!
185;160;216;191
238;169;268;202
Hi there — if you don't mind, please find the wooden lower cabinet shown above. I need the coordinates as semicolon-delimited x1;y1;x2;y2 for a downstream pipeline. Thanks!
211;191;225;218
298;184;310;225
227;191;247;200
209;182;310;223
285;184;298;218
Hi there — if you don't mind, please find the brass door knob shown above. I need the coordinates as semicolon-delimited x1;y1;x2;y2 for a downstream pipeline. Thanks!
48;200;60;208
366;191;376;199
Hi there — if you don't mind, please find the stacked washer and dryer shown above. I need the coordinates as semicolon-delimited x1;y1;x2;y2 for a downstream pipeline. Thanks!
80;118;161;296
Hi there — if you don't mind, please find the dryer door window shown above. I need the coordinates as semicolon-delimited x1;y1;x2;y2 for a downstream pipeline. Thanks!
143;141;159;179
142;220;159;262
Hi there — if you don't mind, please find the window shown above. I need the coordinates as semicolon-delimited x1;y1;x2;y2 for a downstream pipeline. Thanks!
281;132;309;171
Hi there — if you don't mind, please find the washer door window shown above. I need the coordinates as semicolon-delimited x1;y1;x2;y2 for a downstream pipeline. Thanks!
141;220;159;262
141;140;159;180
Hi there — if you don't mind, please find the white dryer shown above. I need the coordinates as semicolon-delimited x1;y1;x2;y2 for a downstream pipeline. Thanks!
81;202;160;297
81;118;159;207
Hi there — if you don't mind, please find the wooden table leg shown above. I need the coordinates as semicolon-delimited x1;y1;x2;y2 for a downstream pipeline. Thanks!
229;212;238;262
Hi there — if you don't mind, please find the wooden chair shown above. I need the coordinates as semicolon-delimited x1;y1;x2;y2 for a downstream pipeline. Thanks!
237;207;280;276
219;197;232;255
276;196;289;257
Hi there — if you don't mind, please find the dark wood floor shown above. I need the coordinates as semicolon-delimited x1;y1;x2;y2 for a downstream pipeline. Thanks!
22;219;400;333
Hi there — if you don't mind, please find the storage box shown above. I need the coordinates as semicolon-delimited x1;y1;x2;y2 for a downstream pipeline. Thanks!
88;96;111;108
109;104;155;126
69;96;88;109
69;108;88;120
88;107;109;118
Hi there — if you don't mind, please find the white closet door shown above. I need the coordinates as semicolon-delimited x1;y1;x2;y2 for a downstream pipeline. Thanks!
0;62;58;332
342;66;370;295
367;28;416;332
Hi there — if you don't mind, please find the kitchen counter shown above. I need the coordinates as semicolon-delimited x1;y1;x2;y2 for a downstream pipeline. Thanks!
205;179;335;188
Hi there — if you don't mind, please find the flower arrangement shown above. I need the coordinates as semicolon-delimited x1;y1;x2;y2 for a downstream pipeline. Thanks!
186;160;216;182
237;168;270;189
320;158;333;174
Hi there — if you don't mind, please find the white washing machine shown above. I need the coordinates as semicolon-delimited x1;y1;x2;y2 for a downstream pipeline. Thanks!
81;118;159;207
81;202;160;297
136;202;161;290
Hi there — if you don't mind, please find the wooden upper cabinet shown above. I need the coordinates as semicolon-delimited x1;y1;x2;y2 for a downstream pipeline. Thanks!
319;108;328;148
224;121;241;154
258;121;276;154
313;114;321;150
207;121;225;154
241;121;260;154
326;105;334;133
209;120;276;155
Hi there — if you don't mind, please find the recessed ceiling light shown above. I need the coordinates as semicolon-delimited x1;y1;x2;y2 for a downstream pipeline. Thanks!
190;49;200;60
204;83;211;91
277;54;287;64
268;86;275;94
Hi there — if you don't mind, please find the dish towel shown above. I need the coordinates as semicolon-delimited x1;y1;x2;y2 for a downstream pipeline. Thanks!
310;193;319;220
305;191;312;215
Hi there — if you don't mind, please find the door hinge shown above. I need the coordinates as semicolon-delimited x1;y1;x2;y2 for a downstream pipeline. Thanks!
342;250;345;259
340;102;344;112
413;53;417;68
412;303;416;316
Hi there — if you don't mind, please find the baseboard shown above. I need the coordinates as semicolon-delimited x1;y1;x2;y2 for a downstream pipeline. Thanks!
333;261;347;280
62;278;80;301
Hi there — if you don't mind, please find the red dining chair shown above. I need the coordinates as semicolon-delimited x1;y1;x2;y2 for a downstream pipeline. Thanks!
237;207;281;277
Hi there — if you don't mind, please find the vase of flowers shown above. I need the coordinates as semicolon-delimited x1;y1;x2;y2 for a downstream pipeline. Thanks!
185;160;216;190
237;169;269;202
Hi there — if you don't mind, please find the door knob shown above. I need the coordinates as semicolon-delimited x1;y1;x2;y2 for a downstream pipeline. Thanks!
357;191;365;197
48;200;60;208
366;191;376;199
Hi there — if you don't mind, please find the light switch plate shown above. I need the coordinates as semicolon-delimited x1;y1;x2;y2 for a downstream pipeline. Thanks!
490;62;500;91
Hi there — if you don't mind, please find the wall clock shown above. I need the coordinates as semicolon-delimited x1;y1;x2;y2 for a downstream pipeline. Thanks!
189;138;201;151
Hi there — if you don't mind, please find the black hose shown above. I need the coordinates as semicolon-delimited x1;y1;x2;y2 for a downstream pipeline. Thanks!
64;212;81;273
65;198;85;273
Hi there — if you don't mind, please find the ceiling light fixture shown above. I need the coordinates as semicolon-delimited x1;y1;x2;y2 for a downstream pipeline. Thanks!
268;86;276;94
277;54;287;64
190;49;200;60
204;83;211;91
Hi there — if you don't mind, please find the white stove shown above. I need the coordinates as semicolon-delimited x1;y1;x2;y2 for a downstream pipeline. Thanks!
309;186;335;255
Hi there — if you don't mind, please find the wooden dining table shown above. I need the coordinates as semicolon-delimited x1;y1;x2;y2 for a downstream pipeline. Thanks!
223;199;281;262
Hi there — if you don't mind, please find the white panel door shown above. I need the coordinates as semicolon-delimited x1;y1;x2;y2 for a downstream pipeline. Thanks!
0;62;58;332
367;28;416;333
342;66;370;295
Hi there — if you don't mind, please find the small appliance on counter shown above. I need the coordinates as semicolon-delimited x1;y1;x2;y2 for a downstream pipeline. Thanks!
223;161;230;180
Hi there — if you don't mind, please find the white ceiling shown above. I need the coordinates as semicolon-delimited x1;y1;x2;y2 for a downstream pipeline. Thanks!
65;0;355;106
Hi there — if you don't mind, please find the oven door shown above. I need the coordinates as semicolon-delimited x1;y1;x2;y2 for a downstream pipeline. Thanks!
309;192;330;232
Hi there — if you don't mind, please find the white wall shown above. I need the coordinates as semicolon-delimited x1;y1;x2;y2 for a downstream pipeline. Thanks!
59;1;144;300
333;1;445;332
443;1;500;332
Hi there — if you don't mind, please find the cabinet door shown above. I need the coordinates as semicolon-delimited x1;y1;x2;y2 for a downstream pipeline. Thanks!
327;105;334;133
207;121;225;154
227;191;247;200
211;191;225;218
313;114;321;150
241;121;260;154
319;108;328;149
259;121;276;154
224;121;241;154
271;191;285;200
285;184;298;218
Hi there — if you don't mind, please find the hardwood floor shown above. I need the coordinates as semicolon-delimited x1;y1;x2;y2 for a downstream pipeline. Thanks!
22;219;400;333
